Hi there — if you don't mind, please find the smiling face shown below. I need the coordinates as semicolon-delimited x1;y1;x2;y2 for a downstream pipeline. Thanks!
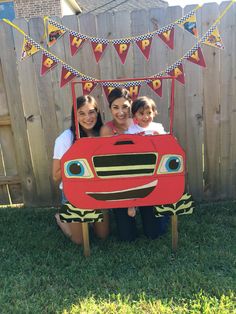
77;102;98;134
134;105;156;128
110;97;131;127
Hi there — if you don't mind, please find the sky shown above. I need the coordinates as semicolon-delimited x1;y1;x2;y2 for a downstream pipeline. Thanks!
167;0;223;7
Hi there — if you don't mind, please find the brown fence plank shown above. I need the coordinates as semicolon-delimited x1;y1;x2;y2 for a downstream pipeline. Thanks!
169;6;187;149
202;4;221;200
12;18;53;205
50;17;71;133
28;17;60;205
0;22;34;205
183;5;204;200
219;2;236;199
131;9;149;86
0;52;22;205
0;59;10;204
49;16;72;204
79;13;100;84
147;6;170;131
61;15;80;130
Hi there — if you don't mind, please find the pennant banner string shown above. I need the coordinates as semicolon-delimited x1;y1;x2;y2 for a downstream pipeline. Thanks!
3;18;97;81
2;0;235;87
44;5;201;45
2;18;26;36
44;1;235;48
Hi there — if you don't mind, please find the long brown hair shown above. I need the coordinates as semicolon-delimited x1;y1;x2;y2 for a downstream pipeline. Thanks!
70;95;103;142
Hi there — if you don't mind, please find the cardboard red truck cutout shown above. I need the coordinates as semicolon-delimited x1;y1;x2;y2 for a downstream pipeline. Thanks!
61;133;185;209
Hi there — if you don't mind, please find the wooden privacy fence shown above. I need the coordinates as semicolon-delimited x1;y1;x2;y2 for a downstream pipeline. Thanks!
0;2;235;207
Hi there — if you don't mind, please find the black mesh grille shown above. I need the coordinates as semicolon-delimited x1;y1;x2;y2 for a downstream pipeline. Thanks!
93;153;157;177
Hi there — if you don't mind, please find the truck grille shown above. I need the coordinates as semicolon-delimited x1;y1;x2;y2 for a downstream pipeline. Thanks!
93;153;157;178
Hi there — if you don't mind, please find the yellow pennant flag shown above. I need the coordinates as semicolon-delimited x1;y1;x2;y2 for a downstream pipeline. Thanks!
21;36;40;60
177;13;198;37
203;27;224;49
47;21;66;47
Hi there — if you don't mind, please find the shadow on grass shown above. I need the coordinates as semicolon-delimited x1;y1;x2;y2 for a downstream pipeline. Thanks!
0;201;235;313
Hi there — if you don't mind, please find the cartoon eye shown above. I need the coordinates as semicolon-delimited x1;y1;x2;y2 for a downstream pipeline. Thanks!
65;160;93;178
158;155;183;174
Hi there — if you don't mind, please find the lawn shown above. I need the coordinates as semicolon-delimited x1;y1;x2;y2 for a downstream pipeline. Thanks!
0;201;235;313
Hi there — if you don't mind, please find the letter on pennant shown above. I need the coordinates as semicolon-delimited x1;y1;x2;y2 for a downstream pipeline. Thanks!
113;42;131;64
169;63;185;84
158;27;175;49
82;81;97;95
187;47;206;67
91;41;108;63
41;52;59;76
128;85;141;100
136;38;153;60
147;79;163;97
69;33;86;56
60;65;77;88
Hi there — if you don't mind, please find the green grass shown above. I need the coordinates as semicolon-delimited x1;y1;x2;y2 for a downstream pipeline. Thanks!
0;201;235;313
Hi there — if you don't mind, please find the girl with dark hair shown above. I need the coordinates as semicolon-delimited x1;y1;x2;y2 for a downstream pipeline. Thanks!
52;95;109;244
70;95;103;140
100;87;133;136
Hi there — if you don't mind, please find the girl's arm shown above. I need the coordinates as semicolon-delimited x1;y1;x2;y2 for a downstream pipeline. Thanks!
52;159;62;183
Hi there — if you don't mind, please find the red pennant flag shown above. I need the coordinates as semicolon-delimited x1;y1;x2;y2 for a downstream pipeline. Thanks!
91;40;108;63
102;85;115;102
158;26;175;49
147;78;163;97
113;41;131;64
60;65;77;88
69;33;86;56
41;52;59;76
82;81;97;95
103;83;140;102
187;47;206;68
168;63;185;84
135;37;153;60
126;84;141;101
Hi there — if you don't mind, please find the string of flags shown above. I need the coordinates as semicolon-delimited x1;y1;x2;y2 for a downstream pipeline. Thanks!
2;0;235;101
44;5;201;64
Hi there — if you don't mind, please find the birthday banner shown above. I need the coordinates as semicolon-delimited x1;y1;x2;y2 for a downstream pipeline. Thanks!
44;6;201;64
3;0;234;102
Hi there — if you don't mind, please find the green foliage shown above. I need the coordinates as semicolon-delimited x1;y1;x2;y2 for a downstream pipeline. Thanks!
0;201;235;313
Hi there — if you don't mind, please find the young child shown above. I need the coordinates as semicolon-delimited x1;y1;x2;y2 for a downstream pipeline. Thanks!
126;96;166;217
127;96;166;136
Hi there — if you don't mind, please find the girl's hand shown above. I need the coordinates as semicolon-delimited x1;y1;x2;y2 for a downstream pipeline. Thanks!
128;207;136;217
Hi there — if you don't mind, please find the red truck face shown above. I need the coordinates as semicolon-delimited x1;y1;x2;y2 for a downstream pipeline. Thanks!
61;134;185;209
